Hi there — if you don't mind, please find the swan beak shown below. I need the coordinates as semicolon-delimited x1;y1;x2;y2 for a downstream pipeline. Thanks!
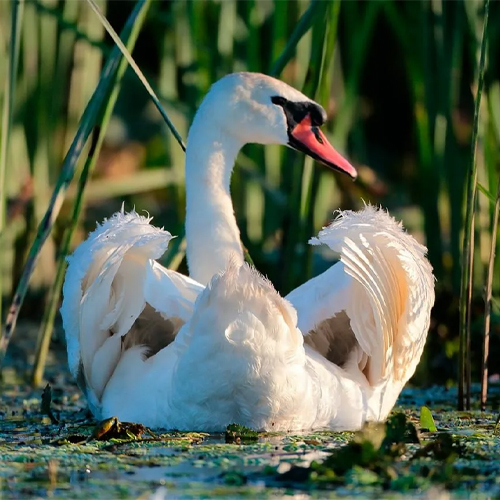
289;115;357;180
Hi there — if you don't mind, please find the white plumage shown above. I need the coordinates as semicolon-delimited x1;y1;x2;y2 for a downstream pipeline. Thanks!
61;73;435;431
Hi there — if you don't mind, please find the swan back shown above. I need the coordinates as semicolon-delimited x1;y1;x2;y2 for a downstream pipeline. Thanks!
169;261;308;431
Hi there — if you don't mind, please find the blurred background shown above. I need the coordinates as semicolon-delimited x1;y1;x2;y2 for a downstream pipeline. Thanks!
0;0;499;389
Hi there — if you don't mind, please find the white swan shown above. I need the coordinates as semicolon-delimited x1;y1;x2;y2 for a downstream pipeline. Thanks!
61;73;434;431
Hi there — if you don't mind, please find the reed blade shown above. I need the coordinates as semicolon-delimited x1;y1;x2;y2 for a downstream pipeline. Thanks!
270;0;325;77
458;0;490;411
85;0;186;153
0;0;24;326
31;1;151;386
0;0;152;370
481;173;500;409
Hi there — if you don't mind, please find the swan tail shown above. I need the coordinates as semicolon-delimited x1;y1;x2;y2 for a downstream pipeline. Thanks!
61;209;173;415
310;205;435;386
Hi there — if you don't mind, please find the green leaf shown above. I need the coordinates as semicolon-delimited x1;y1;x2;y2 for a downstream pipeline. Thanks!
492;296;500;314
420;406;438;432
85;0;185;152
478;182;497;204
269;0;327;77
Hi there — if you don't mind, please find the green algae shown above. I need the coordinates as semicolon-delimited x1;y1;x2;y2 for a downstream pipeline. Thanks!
1;376;500;498
224;424;259;444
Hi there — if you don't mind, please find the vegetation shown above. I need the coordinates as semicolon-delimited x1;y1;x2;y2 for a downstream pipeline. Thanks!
0;0;499;495
1;369;500;497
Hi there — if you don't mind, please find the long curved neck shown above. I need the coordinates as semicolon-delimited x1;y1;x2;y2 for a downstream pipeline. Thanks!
185;117;245;285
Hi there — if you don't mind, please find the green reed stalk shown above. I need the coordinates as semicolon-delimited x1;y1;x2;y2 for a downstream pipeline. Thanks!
270;0;324;77
480;83;500;408
481;173;500;409
458;0;489;411
444;4;466;293
86;0;185;152
302;0;340;278
31;1;150;386
270;0;330;292
0;0;151;370
0;0;24;326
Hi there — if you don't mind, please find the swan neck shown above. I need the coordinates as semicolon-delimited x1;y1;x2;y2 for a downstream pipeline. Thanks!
185;122;244;285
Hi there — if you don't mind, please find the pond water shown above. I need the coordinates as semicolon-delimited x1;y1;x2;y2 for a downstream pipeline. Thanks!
1;354;500;499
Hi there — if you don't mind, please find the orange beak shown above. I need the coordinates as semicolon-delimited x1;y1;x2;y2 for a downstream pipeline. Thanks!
290;114;357;180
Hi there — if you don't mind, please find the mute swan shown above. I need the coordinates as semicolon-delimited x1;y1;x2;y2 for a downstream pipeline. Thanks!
61;73;434;431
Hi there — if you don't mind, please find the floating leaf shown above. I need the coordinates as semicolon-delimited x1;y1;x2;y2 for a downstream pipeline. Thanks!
412;433;463;462
277;413;420;487
420;406;438;432
381;413;420;455
52;434;87;446
91;416;119;440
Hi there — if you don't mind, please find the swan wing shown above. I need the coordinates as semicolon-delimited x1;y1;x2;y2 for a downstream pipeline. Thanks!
287;206;434;386
61;210;203;414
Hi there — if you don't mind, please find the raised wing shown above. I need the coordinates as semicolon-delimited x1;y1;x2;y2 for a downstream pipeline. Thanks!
60;209;203;415
287;206;434;386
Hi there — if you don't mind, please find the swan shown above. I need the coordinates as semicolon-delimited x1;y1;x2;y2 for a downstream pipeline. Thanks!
61;72;435;431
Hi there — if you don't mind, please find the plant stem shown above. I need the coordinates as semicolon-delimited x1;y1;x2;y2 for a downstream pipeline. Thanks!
31;2;150;386
0;0;151;371
481;173;500;410
458;0;489;411
0;0;24;325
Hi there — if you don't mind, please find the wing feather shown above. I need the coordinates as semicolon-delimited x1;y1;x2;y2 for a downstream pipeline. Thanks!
290;205;434;386
60;210;203;416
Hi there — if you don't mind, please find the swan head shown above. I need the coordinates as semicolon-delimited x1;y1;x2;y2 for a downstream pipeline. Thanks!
200;72;357;179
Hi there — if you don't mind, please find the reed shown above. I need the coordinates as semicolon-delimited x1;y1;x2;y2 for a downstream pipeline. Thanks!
31;0;153;385
481;173;500;409
458;0;490;410
0;0;24;328
480;82;500;409
0;0;152;369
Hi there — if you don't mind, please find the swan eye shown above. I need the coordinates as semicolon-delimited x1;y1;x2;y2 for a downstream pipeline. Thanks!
271;97;326;130
309;106;327;127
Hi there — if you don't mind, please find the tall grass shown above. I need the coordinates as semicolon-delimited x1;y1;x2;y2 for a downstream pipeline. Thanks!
0;0;24;332
0;0;498;391
458;0;490;410
0;0;152;367
31;0;154;386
